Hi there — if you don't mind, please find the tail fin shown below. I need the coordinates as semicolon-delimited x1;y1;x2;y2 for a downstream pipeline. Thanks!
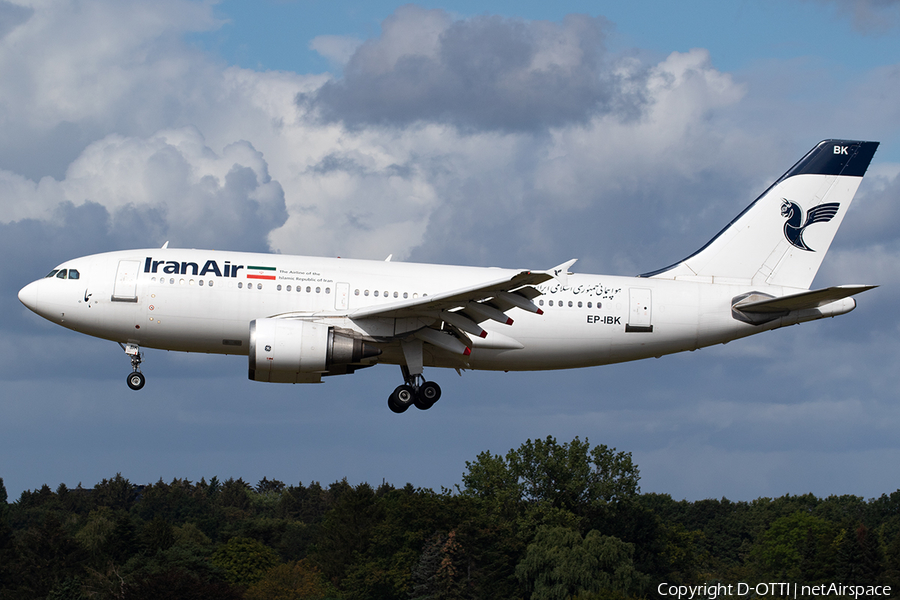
644;139;879;289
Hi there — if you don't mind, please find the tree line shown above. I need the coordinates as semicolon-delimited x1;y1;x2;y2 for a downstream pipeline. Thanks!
1;436;899;599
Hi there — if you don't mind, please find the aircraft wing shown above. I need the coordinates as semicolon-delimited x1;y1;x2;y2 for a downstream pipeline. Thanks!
734;285;877;313
346;268;557;320
270;260;575;357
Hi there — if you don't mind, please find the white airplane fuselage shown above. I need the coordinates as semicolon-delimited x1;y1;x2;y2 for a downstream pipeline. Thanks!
19;248;853;371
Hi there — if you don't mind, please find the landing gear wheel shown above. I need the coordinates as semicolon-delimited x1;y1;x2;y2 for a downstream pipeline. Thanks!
388;384;415;414
414;381;441;410
120;343;145;391
127;371;145;391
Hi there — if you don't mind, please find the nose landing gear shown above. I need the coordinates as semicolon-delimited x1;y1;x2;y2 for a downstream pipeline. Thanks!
127;371;145;391
120;343;145;391
388;367;442;413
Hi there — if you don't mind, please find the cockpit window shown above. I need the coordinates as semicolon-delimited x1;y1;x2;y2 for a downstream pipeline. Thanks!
45;270;59;278
56;270;68;279
68;269;79;280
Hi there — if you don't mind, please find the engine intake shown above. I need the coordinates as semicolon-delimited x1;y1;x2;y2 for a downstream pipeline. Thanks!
249;318;381;383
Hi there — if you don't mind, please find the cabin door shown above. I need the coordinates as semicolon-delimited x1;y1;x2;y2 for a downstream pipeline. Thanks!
112;260;140;303
626;288;653;333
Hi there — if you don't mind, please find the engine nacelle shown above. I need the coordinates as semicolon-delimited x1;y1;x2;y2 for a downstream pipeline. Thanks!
249;318;380;383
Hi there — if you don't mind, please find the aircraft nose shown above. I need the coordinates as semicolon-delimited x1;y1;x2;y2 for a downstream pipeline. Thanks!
18;280;39;312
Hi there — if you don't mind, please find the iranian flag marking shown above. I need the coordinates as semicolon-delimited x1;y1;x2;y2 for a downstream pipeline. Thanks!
247;265;277;280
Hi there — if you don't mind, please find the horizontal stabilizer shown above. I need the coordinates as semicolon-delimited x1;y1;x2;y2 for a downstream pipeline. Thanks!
734;285;877;314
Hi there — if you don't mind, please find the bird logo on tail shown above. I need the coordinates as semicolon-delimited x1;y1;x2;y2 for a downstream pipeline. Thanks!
780;199;840;252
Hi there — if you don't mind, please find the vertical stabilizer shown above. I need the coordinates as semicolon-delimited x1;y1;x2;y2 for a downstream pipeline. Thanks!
644;140;879;289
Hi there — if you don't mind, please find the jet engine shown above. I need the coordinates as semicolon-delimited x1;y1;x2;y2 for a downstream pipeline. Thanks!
249;318;381;383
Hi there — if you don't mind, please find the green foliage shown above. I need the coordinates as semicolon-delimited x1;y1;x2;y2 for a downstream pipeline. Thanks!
2;441;899;600
409;530;470;600
309;481;380;585
0;477;8;521
245;559;335;600
93;473;138;511
132;478;210;524
220;477;253;511
140;516;175;554
836;523;883;583
172;522;213;549
5;513;90;598
883;528;900;591
122;566;243;599
74;508;118;560
462;436;640;514
749;511;836;581
211;535;281;585
516;525;649;600
655;520;708;585
279;480;330;522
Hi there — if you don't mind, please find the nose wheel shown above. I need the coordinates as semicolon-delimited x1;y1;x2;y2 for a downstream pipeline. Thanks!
127;371;145;391
120;343;145;391
388;368;441;413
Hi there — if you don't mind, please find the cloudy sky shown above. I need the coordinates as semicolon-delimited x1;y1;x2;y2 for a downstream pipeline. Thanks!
3;0;900;501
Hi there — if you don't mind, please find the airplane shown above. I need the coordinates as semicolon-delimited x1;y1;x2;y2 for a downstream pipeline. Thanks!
18;139;879;413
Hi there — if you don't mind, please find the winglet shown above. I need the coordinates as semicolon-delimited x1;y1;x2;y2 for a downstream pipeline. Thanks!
549;259;577;287
161;241;169;249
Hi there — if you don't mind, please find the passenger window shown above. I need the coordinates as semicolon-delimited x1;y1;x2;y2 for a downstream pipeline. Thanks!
199;280;204;286
238;282;243;289
577;301;582;308
568;301;573;307
277;285;282;291
364;290;369;296
548;300;553;307
374;290;379;297
257;283;262;290
587;302;592;308
209;281;214;287
393;291;398;298
68;269;79;280
325;287;330;294
403;292;408;299
315;287;320;294
539;299;544;306
355;289;360;296
306;286;311;293
56;270;68;279
45;270;59;278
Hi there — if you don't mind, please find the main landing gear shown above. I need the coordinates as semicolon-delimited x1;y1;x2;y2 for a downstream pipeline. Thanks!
388;366;441;413
120;343;145;391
